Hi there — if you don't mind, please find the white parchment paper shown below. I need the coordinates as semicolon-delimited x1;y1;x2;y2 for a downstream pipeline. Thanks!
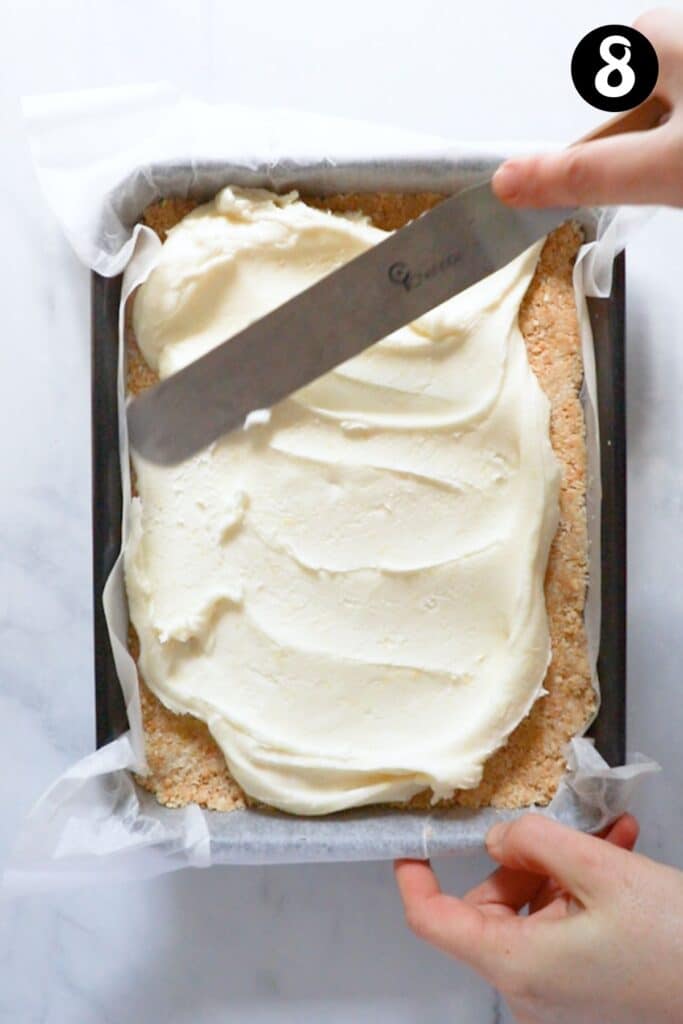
3;85;659;892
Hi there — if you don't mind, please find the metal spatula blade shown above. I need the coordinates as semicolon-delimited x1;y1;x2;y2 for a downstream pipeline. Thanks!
127;186;570;464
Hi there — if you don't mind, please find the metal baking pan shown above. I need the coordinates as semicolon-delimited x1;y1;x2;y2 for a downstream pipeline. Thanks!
91;160;626;843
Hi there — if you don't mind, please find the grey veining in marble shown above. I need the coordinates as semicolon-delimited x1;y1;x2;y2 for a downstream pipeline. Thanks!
1;1;681;1022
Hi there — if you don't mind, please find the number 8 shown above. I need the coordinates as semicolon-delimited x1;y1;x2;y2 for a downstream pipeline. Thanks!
595;34;636;98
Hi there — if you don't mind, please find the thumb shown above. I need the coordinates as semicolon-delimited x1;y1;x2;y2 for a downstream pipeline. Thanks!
486;814;627;907
492;119;679;208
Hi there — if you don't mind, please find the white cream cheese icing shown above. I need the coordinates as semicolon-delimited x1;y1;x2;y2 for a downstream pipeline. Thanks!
126;186;561;816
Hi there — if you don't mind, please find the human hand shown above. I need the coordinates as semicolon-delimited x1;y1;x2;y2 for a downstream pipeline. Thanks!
395;813;683;1024
492;9;683;208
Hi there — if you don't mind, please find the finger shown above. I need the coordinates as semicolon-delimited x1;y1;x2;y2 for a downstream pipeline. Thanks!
464;863;546;916
602;812;639;851
491;122;681;208
529;876;579;917
486;814;625;906
633;9;683;95
395;860;487;951
531;891;576;922
394;859;511;973
468;814;640;919
527;813;640;916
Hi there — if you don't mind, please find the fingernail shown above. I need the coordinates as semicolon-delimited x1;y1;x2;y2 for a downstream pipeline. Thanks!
486;821;509;850
492;162;522;200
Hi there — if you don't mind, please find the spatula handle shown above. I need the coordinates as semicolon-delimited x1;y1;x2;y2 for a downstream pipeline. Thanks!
574;94;669;145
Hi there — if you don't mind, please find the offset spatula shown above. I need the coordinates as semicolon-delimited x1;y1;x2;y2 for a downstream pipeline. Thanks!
127;96;667;465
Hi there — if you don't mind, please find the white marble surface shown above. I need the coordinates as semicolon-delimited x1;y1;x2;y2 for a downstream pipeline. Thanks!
1;1;682;1021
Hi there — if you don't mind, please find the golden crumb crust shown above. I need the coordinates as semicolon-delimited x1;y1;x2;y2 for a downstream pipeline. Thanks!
126;192;596;813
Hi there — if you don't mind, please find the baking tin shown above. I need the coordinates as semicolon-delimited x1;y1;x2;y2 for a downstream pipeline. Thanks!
91;160;626;820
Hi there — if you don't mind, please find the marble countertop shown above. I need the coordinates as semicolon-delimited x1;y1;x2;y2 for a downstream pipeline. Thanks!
1;1;682;1021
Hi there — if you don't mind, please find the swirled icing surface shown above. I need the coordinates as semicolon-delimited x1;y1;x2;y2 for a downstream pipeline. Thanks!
126;187;560;815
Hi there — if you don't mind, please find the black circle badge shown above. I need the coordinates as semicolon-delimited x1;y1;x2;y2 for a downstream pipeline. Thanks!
571;24;658;112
